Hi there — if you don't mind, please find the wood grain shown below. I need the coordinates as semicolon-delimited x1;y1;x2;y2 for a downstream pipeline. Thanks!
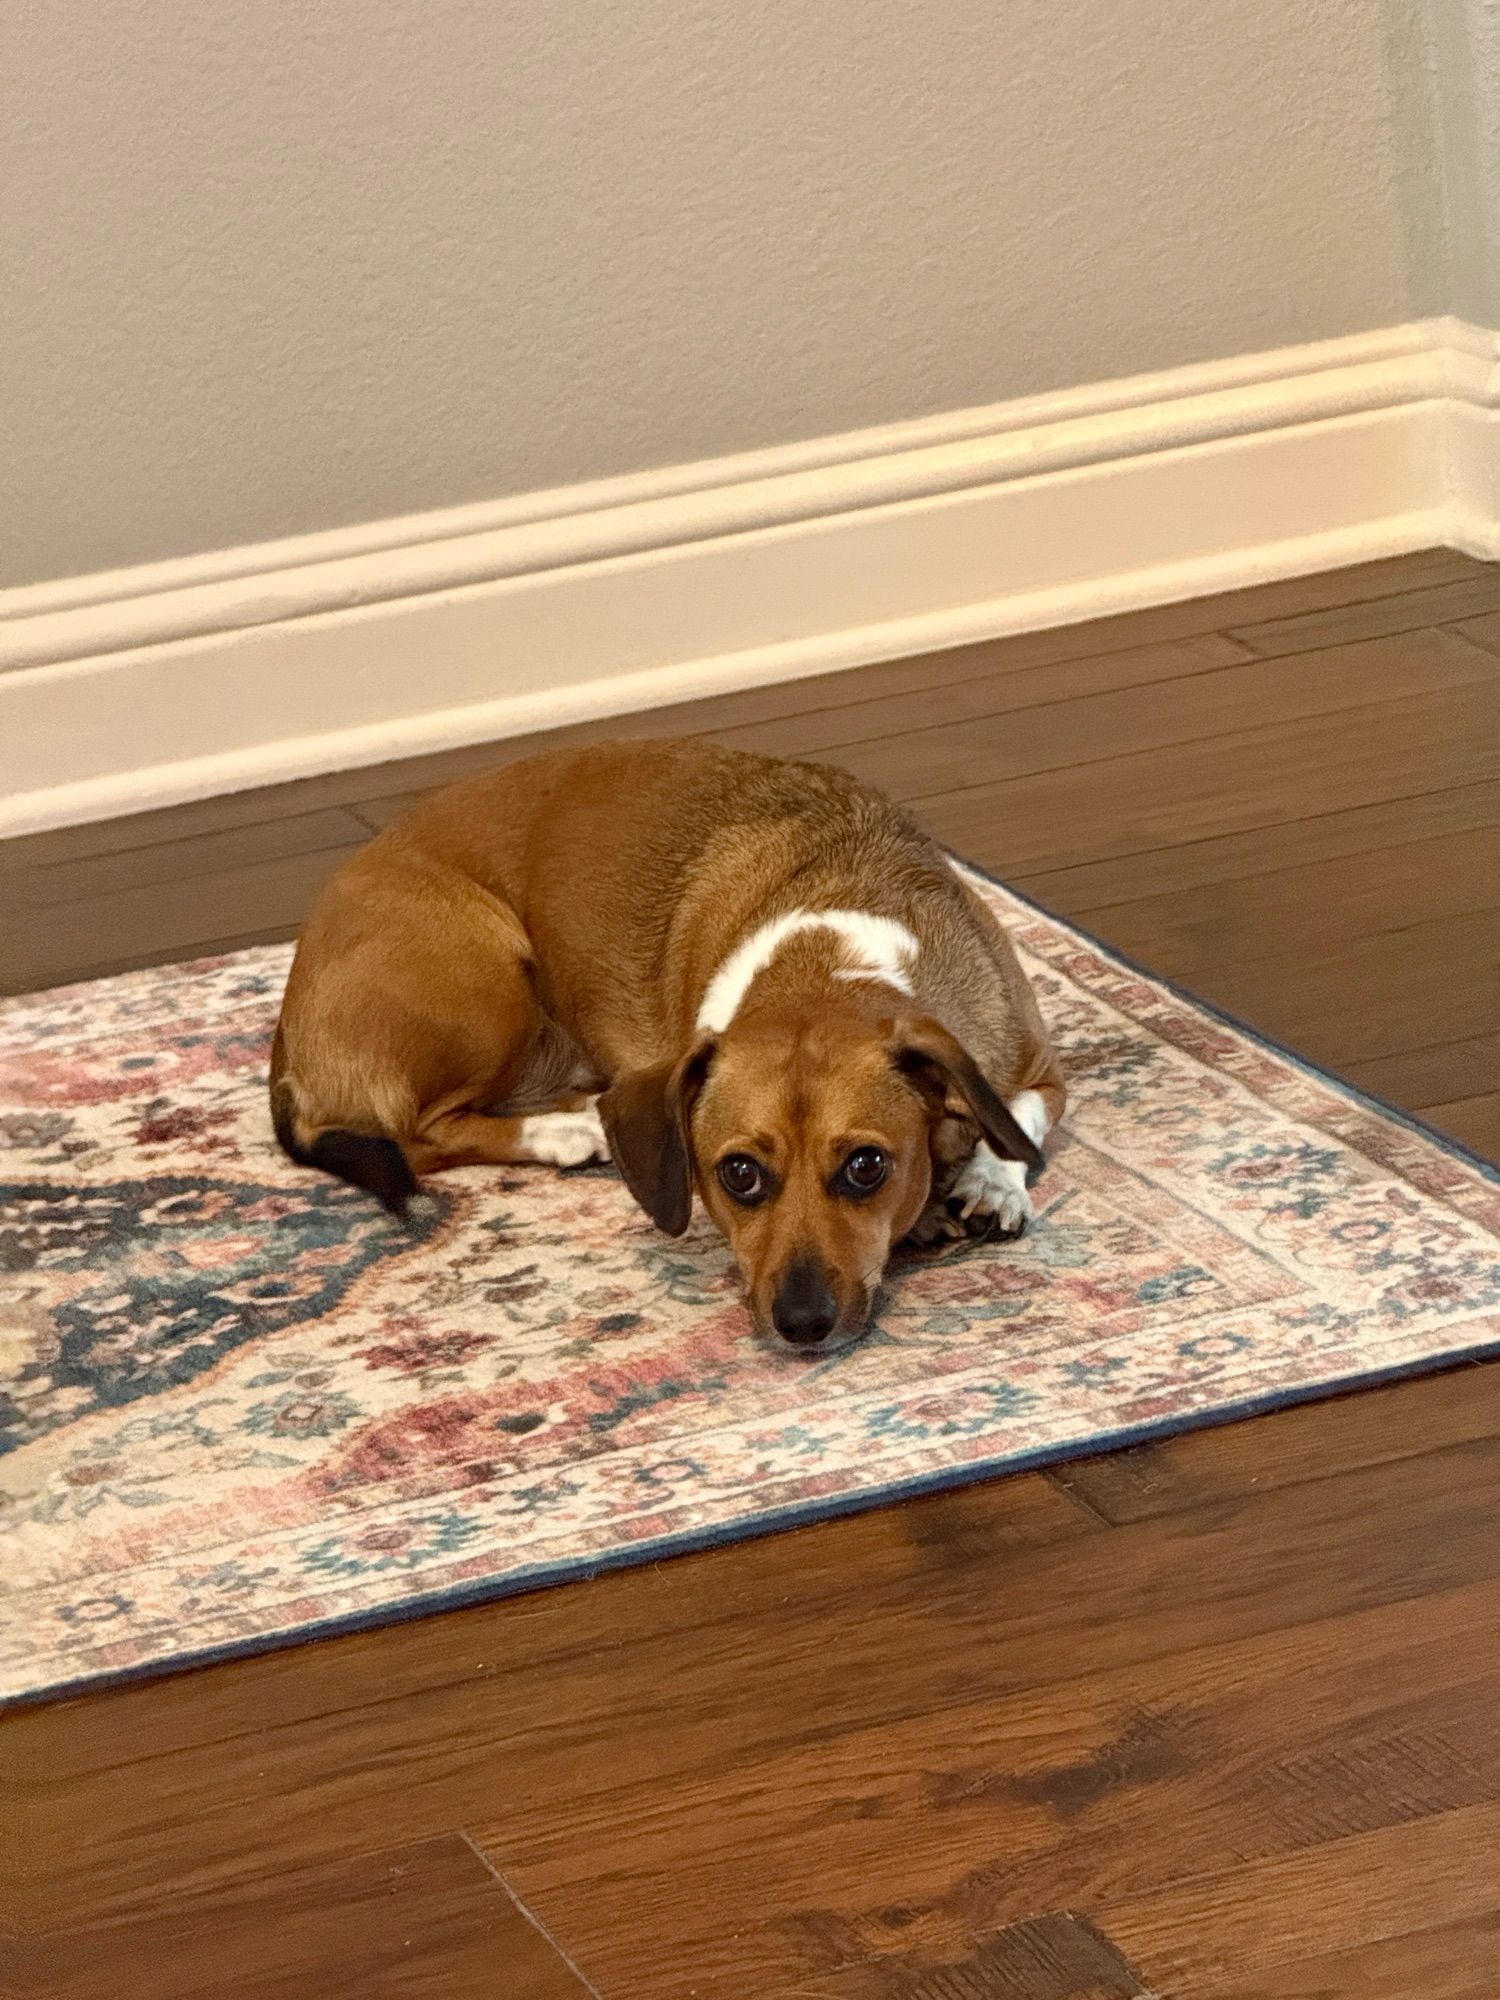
1052;1366;1500;1524
6;551;1500;1999
765;1913;1152;1999
1327;1033;1497;1112
342;630;1251;834
1034;826;1498;979
1446;609;1500;657
1167;911;1496;1067
1097;1801;1500;1993
917;682;1498;878
1421;1091;1500;1155
19;1835;596;2000
1225;572;1500;656
16;1444;1500;1948
470;1531;1500;1997
1014;784;1496;915
8;1472;1094;1792
1191;1908;1500;2000
3;842;365;992
15;807;369;908
698;630;1254;763
731;629;1496;798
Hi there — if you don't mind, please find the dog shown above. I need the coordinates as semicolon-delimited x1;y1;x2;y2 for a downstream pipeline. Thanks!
271;739;1065;1347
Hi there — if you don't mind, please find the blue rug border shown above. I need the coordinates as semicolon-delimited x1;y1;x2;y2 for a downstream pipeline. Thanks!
10;851;1497;1712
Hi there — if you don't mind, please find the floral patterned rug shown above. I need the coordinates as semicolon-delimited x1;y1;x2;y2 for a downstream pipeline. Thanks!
2;869;1497;1706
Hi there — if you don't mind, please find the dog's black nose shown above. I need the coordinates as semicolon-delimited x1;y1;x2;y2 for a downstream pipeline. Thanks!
771;1259;839;1345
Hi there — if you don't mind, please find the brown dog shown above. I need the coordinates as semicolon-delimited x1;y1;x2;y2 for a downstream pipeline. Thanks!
272;740;1065;1346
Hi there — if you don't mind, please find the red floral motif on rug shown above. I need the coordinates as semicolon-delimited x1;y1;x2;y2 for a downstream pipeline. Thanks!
2;873;1496;1704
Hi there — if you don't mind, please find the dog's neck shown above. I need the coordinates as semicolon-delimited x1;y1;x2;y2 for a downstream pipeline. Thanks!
695;906;919;1036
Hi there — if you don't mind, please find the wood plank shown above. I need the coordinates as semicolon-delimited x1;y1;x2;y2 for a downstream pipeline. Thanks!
766;1912;1152;1999
8;807;369;909
1034;827;1498;979
1419;1092;1500;1159
1192;1908;1500;2000
0;771;387;868
345;632;1249;833
1327;1034;1498;1112
24;1440;1497;1936
10;1471;1097;1783
350;787;437;831
1014;785;1497;916
1096;1801;1500;1995
715;629;1497;793
20;1833;596;2000
1448;609;1500;657
921;682;1498;877
1052;1364;1500;1525
1157;912;1497;1069
477;1577;1500;1999
1;843;361;992
694;632;1252;765
1227;575;1500;656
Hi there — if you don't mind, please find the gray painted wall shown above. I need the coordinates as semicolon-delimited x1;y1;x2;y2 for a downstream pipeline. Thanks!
0;0;1479;588
1425;0;1500;323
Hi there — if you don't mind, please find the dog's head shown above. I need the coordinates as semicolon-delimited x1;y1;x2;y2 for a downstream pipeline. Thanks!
599;1000;1041;1349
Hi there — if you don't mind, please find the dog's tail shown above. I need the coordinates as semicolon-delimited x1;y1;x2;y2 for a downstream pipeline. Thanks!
270;1061;418;1219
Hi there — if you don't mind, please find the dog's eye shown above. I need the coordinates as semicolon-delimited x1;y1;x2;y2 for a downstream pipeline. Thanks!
717;1154;767;1204
840;1146;890;1194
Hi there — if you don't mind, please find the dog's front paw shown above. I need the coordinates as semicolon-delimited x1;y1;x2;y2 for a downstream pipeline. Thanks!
518;1106;611;1168
947;1141;1034;1242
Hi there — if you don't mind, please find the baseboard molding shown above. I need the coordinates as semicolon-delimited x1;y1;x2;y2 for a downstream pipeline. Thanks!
3;317;1496;837
1441;321;1500;558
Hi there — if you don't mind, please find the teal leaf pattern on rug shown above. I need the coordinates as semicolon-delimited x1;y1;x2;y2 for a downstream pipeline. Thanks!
0;1174;445;1452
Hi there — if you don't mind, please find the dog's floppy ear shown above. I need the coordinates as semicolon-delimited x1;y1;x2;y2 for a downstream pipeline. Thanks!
893;1017;1043;1171
598;1038;716;1236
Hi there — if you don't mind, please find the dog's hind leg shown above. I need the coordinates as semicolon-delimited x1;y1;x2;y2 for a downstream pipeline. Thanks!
407;1103;609;1174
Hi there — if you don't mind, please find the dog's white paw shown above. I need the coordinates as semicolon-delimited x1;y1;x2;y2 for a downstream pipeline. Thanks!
948;1141;1034;1241
518;1106;610;1168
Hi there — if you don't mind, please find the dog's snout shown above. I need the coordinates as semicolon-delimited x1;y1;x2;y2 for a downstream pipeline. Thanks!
771;1257;840;1346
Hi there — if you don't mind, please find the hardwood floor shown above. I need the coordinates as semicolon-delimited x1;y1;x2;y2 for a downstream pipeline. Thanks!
5;549;1499;1997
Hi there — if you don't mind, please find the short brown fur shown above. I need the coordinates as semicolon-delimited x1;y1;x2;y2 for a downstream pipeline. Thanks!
272;740;1064;1342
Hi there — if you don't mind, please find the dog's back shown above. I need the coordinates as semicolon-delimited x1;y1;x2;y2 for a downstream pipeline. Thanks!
272;739;1060;1215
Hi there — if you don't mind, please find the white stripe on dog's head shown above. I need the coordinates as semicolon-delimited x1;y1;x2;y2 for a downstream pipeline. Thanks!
696;909;918;1034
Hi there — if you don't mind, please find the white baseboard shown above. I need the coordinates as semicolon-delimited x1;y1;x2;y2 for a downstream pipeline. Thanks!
2;318;1495;838
1441;322;1500;559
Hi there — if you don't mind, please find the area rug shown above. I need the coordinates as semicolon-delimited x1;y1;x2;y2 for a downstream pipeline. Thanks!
2;869;1497;1706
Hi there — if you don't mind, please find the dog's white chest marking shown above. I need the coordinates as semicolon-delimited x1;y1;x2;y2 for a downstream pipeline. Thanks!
696;909;919;1033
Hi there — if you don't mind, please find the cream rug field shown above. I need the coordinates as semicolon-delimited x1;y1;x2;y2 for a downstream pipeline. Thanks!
2;869;1496;1706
